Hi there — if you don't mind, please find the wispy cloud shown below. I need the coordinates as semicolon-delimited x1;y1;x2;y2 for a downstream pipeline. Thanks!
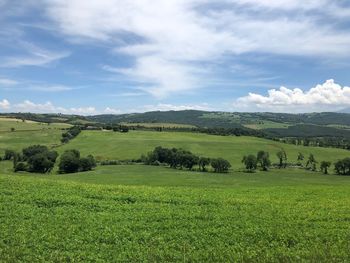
28;85;75;92
0;77;19;86
1;42;70;68
41;0;350;98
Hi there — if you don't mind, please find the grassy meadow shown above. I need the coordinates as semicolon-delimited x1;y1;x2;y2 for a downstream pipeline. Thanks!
59;130;349;167
1;121;350;261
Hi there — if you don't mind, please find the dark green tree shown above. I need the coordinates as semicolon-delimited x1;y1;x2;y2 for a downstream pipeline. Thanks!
198;157;210;172
59;150;81;173
211;158;231;173
320;161;331;174
306;154;317;171
242;155;257;172
257;151;271;171
276;150;287;168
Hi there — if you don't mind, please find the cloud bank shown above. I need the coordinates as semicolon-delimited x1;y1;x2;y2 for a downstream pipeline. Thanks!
237;80;350;112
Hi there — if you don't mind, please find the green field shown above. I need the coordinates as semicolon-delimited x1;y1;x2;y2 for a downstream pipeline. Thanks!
1;122;350;261
59;130;349;167
0;117;71;132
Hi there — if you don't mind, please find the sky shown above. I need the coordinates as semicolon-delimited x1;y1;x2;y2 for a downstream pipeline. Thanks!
1;0;350;115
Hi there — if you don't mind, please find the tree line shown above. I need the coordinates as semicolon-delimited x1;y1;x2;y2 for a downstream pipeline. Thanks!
141;146;231;173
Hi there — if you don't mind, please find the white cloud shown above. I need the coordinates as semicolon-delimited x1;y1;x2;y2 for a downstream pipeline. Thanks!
41;0;350;98
0;99;10;109
103;107;121;114
141;103;211;112
10;100;96;115
236;79;350;112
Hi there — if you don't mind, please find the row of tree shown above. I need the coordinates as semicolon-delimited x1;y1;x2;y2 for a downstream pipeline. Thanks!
142;146;231;173
61;126;81;143
2;145;96;174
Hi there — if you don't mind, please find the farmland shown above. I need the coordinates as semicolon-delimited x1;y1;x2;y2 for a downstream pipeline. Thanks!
1;120;350;261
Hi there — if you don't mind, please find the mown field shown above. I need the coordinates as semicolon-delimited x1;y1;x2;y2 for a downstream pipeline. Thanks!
1;121;350;262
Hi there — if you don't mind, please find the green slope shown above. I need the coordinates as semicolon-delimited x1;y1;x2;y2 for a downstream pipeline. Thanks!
58;130;350;167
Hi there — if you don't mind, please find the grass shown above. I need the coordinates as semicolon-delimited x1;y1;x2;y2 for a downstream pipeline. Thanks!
1;126;350;261
1;173;350;262
59;130;349;167
0;117;71;132
0;130;63;155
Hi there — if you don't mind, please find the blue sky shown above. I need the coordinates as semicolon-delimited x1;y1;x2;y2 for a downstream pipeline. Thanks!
1;0;350;114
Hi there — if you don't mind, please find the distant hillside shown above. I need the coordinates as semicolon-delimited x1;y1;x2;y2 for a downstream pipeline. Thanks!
88;110;350;127
2;110;350;140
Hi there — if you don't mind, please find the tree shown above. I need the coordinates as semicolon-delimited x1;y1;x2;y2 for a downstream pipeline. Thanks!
306;154;317;171
4;149;16;160
80;155;97;171
297;152;304;166
27;153;56;173
198;157;210;172
320;161;331;174
276;150;287;168
211;158;231;173
59;150;81;173
242;155;257;172
334;158;350;175
22;145;50;160
257;151;271;171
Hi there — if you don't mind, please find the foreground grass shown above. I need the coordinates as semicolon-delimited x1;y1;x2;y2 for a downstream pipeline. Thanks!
1;173;350;262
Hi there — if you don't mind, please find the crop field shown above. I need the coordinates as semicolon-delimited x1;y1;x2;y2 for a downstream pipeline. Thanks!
59;130;349;167
1;121;350;261
1;173;350;262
